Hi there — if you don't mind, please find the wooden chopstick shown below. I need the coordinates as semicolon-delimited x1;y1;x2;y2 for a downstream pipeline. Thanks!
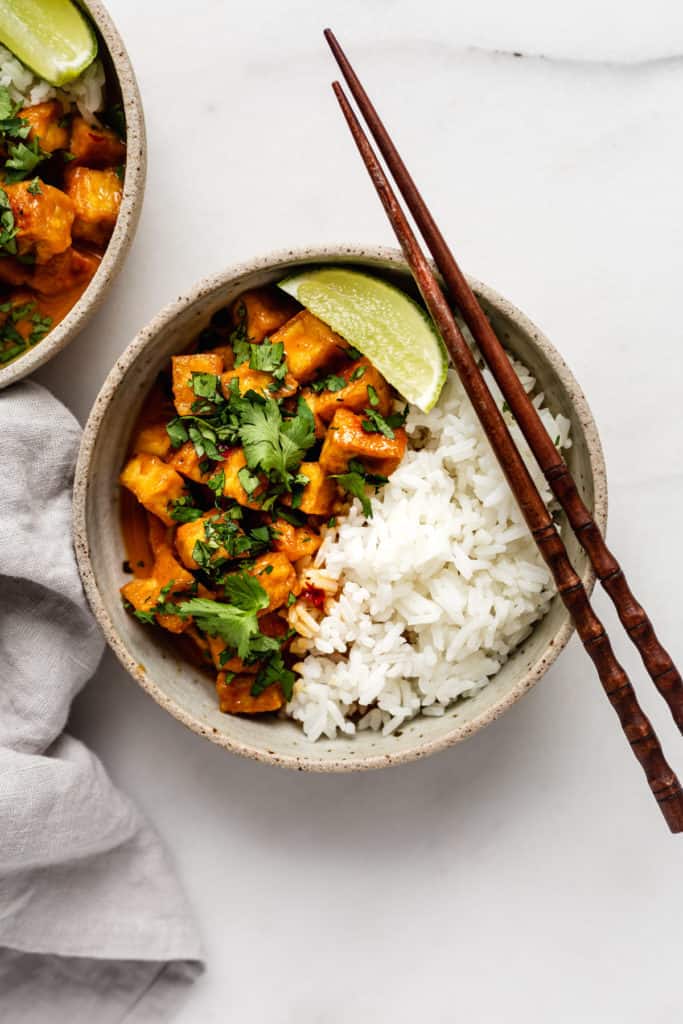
323;29;683;739
328;72;683;831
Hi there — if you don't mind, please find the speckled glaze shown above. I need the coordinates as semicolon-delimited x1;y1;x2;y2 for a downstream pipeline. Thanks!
73;246;608;772
0;0;146;390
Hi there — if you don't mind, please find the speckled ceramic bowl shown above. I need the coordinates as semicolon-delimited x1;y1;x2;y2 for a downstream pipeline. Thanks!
74;246;607;771
0;0;146;390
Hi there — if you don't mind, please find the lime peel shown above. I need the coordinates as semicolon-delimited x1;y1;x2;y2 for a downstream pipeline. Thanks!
279;267;448;412
0;0;97;87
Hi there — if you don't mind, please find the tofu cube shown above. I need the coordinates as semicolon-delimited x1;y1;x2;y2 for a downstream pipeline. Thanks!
271;519;322;562
304;358;392;425
121;546;194;635
167;441;210;484
119;453;187;526
30;246;100;295
5;181;74;263
289;461;338;516
216;673;284;714
172;353;223;415
271;310;348;383
64;166;122;247
249;552;297;612
230;288;299;343
22;100;69;153
70;115;126;167
132;422;172;459
0;246;99;295
319;408;407;477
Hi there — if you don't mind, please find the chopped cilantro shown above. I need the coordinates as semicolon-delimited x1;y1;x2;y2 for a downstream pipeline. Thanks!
249;338;285;375
251;650;295;701
0;187;17;255
191;371;222;401
275;505;306;527
27;177;42;195
366;384;380;408
286;591;297;607
310;373;346;394
361;408;395;439
208;467;225;496
332;460;389;518
5;137;46;183
361;403;409;439
350;364;366;382
29;311;52;346
345;345;362;360
133;608;156;625
168;497;204;523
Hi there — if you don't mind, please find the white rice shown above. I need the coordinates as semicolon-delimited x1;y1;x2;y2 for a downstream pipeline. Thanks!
287;359;572;741
0;44;105;121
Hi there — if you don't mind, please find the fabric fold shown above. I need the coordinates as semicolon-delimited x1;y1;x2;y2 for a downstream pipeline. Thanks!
0;381;202;1022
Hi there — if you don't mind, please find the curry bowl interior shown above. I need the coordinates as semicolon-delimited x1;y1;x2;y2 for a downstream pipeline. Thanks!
74;247;606;771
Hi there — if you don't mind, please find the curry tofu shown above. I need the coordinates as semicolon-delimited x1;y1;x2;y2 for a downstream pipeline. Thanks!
119;286;409;716
0;94;126;365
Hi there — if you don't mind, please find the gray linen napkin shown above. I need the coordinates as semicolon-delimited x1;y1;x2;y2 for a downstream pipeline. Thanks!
0;381;203;1022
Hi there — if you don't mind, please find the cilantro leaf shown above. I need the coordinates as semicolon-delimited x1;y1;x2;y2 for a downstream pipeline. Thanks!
239;397;314;490
191;371;222;400
0;186;17;255
366;384;380;408
166;417;188;448
178;574;269;659
5;137;46;183
333;468;373;517
27;177;42;195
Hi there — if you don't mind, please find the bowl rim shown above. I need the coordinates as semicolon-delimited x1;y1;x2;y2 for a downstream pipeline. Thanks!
0;0;147;390
73;244;608;772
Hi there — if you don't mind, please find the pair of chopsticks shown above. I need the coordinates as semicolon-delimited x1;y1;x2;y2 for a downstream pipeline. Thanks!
324;29;683;832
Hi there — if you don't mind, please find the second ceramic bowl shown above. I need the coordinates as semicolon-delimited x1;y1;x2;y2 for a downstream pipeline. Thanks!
73;245;607;771
0;0;146;389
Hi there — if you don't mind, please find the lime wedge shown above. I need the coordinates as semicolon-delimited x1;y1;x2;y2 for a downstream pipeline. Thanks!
0;0;97;86
279;267;448;412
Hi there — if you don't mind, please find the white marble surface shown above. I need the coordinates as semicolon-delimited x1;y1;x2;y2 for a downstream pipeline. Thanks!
36;1;683;1019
